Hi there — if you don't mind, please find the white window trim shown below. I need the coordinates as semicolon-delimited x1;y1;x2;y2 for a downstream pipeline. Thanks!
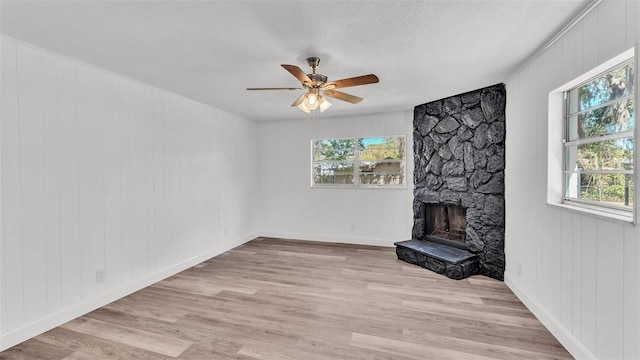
547;47;637;224
310;135;407;189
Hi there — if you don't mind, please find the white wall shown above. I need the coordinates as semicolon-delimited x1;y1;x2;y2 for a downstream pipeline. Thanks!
0;37;259;350
3;2;639;358
258;111;414;247
504;1;639;359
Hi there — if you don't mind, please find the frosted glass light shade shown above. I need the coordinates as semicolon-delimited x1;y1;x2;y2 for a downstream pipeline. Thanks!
305;93;319;110
318;96;332;112
297;101;311;113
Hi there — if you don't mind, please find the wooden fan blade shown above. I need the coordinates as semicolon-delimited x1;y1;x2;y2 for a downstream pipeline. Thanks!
323;90;363;104
325;74;379;89
246;87;302;90
281;64;312;85
291;93;307;107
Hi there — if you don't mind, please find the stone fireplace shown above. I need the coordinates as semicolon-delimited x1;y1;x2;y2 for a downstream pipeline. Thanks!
396;84;506;280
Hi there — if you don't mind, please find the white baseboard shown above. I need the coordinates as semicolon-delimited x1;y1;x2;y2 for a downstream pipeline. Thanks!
258;231;397;248
0;233;257;352
504;273;596;360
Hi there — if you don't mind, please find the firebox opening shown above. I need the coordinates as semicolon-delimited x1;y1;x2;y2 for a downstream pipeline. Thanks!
425;204;467;244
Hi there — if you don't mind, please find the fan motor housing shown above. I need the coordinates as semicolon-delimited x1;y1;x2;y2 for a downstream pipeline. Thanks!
307;73;327;87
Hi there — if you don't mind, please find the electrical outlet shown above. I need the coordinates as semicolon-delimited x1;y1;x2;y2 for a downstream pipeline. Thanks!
96;269;105;283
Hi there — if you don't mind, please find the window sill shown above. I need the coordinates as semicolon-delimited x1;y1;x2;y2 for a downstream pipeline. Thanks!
546;202;635;225
311;185;408;190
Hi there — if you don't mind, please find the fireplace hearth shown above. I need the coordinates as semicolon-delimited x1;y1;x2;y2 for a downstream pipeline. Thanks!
396;84;506;280
395;239;478;280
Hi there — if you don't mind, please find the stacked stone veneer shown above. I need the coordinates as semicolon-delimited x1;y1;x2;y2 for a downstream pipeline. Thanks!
412;84;506;280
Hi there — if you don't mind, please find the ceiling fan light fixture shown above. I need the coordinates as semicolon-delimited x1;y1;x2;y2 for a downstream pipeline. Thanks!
318;96;332;112
297;101;311;113
307;94;317;105
304;92;319;110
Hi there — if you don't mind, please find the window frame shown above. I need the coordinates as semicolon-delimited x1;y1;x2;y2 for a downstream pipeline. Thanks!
548;47;637;223
562;59;635;212
311;135;407;189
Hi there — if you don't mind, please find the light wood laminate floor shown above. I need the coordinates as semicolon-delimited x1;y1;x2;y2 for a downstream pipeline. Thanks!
0;237;572;359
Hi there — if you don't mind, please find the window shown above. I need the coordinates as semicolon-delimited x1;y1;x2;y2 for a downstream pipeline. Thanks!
563;59;635;212
312;136;406;187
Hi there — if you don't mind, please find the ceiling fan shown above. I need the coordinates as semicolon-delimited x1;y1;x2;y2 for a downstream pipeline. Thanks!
247;57;379;113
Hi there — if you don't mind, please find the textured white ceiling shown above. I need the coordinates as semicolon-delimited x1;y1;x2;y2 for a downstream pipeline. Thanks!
1;0;591;122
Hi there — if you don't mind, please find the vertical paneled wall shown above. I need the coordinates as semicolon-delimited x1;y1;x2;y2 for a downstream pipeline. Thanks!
0;37;259;350
504;1;639;359
258;111;414;247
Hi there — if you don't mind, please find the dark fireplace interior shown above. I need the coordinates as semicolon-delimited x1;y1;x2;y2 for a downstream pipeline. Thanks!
425;204;466;246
